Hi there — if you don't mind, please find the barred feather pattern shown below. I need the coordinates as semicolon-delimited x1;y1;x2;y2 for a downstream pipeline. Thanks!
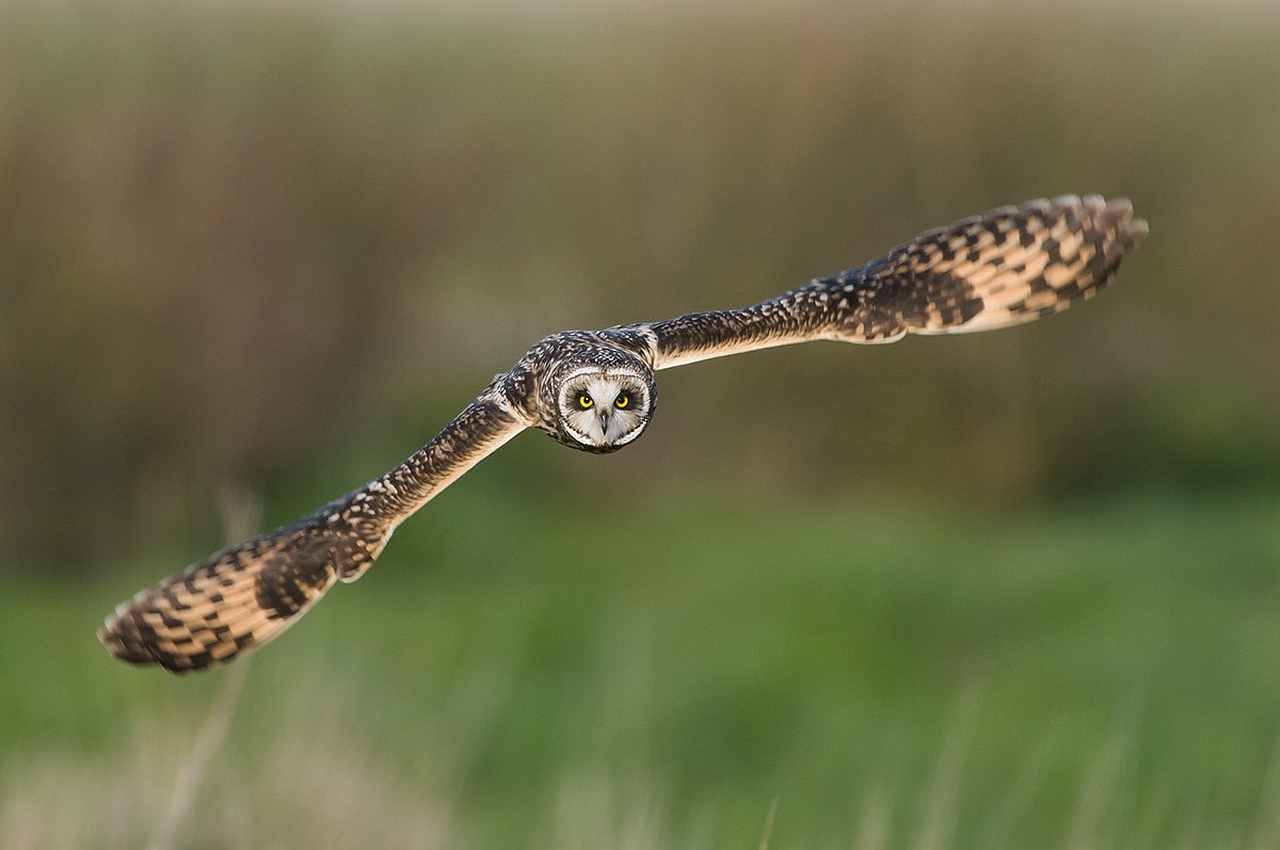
834;194;1145;339
99;489;404;672
100;400;525;673
644;195;1147;368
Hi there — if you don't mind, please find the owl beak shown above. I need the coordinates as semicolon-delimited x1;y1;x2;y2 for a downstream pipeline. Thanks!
597;410;611;433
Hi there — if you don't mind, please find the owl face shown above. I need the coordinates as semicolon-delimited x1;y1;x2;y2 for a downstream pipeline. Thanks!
553;363;655;453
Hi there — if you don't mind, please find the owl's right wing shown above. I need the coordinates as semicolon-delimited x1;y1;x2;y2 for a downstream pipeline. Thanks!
99;394;530;672
642;195;1147;371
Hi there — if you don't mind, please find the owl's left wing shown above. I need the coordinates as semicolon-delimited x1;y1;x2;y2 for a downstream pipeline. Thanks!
642;195;1147;371
100;395;529;672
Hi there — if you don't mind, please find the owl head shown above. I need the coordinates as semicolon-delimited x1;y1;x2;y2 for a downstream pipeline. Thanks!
545;347;656;453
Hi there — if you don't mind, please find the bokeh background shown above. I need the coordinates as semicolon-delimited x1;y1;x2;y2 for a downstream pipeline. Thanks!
3;0;1279;847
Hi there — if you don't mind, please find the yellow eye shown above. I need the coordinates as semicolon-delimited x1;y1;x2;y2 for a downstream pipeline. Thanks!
577;393;594;410
614;393;631;410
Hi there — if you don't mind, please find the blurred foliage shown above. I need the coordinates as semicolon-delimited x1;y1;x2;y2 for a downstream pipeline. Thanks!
2;0;1279;572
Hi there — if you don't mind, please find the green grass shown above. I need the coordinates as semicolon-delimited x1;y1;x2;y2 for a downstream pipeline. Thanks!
5;492;1280;848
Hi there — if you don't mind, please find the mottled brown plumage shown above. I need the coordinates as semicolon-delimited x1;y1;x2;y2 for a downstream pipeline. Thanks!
100;195;1146;672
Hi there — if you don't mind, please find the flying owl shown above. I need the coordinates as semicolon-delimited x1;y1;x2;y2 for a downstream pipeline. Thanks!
100;195;1147;672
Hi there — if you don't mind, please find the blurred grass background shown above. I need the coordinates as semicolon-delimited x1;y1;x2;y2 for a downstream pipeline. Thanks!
2;0;1279;847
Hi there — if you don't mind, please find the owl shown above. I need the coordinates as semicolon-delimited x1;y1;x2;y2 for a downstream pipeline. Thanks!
100;195;1147;672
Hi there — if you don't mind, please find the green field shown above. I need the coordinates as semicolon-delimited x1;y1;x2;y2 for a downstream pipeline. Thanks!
6;492;1280;848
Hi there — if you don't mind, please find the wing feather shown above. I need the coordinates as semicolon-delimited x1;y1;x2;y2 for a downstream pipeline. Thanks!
99;396;528;672
645;195;1146;370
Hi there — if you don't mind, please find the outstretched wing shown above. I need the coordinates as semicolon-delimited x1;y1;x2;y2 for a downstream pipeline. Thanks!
101;194;1146;673
99;396;528;672
644;195;1147;370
